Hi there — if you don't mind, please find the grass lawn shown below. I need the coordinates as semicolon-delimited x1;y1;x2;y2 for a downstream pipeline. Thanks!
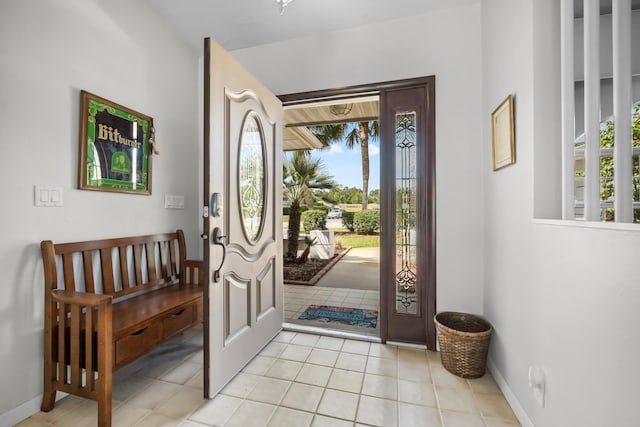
335;233;380;248
282;218;379;248
330;227;350;233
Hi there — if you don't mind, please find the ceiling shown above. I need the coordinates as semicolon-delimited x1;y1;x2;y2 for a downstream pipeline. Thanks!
285;97;379;128
144;0;640;56
283;125;323;151
145;0;479;53
283;97;380;151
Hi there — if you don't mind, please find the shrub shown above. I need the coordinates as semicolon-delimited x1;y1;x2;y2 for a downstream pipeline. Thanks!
313;204;329;215
354;209;380;235
301;210;327;232
342;212;355;232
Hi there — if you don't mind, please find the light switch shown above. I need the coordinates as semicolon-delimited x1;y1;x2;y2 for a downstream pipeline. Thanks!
35;185;63;207
164;194;184;209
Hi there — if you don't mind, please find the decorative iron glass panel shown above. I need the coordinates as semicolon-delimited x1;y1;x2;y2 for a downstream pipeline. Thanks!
238;112;266;242
395;112;418;314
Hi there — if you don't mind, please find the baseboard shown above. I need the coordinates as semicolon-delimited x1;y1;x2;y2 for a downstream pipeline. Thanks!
487;358;535;427
0;392;67;427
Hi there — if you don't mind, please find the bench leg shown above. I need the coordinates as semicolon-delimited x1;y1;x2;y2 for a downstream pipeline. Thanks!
97;304;113;427
96;361;112;427
97;387;112;427
42;305;56;412
41;353;56;412
40;381;56;412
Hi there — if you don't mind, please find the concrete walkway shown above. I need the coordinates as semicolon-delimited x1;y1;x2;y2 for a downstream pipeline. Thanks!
314;247;380;291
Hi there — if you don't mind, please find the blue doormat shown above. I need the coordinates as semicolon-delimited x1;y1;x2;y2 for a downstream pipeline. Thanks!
298;305;378;329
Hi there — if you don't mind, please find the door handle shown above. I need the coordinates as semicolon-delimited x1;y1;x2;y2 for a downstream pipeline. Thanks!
212;227;226;282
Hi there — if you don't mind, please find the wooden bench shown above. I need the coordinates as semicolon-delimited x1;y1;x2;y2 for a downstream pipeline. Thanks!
39;230;204;427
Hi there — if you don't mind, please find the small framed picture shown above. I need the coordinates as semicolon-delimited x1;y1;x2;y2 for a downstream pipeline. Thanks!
78;90;154;194
491;95;515;171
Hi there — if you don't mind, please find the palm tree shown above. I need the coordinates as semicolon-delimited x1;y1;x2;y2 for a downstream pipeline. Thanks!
283;154;336;260
311;121;379;209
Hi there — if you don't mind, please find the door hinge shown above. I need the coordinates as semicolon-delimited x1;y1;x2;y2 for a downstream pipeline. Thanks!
203;206;209;218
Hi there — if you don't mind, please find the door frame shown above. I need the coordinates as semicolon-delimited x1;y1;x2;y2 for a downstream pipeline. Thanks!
202;39;211;399
278;76;436;349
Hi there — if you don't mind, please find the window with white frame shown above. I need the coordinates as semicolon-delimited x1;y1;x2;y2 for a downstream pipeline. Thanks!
574;102;640;222
561;0;639;223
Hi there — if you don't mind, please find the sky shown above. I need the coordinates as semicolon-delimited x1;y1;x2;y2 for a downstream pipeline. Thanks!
310;140;381;192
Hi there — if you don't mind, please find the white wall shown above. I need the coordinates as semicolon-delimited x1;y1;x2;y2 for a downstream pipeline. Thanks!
483;0;640;426
0;0;199;422
232;4;485;316
481;2;536;424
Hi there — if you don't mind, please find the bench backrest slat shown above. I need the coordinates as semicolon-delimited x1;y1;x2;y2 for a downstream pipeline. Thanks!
133;244;143;289
42;231;189;300
82;251;95;293
167;239;178;279
118;246;130;290
61;253;76;292
145;242;157;283
168;239;177;278
159;241;168;279
100;248;115;295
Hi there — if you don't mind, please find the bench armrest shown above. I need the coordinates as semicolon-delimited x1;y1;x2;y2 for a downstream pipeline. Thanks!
185;259;203;268
183;259;204;286
46;289;113;402
51;289;112;307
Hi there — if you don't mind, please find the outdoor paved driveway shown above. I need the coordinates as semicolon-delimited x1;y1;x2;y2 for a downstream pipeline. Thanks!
315;247;380;291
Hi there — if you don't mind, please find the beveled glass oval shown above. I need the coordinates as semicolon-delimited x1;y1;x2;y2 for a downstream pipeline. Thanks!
238;112;266;242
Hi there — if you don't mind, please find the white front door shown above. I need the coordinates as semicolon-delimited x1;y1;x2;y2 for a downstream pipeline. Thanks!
204;38;283;396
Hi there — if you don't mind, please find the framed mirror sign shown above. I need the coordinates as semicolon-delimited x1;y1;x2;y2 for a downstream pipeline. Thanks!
78;90;154;194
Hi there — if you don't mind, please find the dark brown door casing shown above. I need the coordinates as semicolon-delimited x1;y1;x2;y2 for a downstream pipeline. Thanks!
280;76;436;349
380;79;436;349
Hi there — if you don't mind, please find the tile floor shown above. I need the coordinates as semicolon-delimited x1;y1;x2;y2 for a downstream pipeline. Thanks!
18;326;521;427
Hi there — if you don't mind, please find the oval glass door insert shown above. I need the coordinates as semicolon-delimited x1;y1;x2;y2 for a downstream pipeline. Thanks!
238;112;266;242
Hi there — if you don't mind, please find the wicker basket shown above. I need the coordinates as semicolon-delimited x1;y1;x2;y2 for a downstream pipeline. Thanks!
434;312;492;378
